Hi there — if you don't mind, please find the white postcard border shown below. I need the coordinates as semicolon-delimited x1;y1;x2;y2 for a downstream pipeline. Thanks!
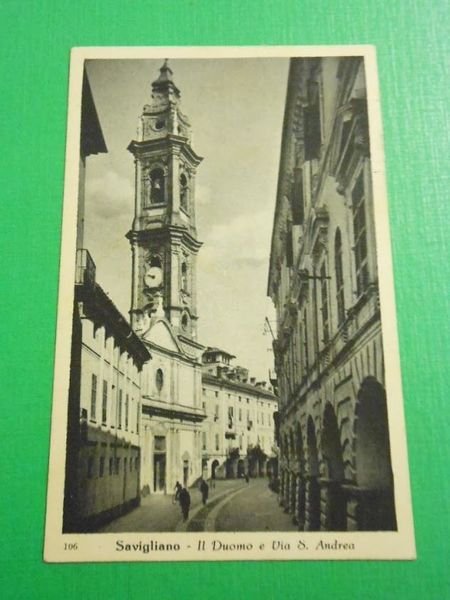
44;45;416;562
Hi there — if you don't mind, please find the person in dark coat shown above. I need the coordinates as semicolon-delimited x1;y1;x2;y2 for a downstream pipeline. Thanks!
179;487;191;521
174;481;182;503
200;479;209;505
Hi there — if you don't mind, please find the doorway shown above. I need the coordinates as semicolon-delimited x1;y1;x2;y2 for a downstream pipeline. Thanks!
153;454;166;492
153;435;166;493
183;460;189;487
211;459;219;480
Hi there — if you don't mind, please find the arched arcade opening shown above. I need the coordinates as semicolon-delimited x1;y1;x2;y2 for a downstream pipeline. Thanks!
354;377;396;530
306;417;321;531
322;403;347;530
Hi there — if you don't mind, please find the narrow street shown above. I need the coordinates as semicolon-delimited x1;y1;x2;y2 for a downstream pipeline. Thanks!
186;478;296;532
214;479;296;532
97;479;296;533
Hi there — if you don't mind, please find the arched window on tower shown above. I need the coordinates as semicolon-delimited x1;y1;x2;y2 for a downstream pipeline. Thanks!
149;254;162;268
180;173;189;212
149;168;165;204
335;228;345;325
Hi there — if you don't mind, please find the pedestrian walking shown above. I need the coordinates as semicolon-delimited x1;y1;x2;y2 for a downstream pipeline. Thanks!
200;479;209;505
244;473;249;484
179;487;191;521
173;480;182;504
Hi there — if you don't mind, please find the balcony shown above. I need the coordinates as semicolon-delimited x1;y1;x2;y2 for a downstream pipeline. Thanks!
76;248;96;287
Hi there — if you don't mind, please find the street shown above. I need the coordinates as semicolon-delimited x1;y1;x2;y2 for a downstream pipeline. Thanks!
98;479;297;533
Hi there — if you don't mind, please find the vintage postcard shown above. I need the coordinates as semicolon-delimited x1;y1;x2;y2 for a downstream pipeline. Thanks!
44;45;415;562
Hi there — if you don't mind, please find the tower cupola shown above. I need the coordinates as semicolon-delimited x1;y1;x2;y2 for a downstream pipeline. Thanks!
136;60;192;143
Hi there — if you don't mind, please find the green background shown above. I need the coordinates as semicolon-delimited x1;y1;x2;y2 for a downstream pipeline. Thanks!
1;1;448;598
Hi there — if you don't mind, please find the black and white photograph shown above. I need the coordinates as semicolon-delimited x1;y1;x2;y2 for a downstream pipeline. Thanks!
44;46;415;562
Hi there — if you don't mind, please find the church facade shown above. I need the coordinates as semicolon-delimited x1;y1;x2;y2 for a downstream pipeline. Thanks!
126;61;206;494
268;57;396;531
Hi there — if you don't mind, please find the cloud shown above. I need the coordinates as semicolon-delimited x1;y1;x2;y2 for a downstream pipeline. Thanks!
86;169;134;220
196;183;212;207
196;207;275;377
200;209;273;268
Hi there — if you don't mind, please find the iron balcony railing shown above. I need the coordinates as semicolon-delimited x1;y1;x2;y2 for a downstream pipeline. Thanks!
75;248;96;287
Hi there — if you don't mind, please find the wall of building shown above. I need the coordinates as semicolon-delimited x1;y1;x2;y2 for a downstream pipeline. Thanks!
80;320;141;443
71;316;144;530
268;57;396;532
77;429;140;528
200;375;278;480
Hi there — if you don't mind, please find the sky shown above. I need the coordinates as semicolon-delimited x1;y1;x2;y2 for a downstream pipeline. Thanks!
84;57;289;381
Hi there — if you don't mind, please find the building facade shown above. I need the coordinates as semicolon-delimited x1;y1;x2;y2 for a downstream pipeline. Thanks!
127;61;206;494
64;72;151;532
268;57;396;531
200;348;278;480
68;251;150;531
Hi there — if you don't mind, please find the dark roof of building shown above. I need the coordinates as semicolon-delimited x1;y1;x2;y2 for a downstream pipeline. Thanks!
203;346;236;359
202;372;278;401
80;69;107;158
76;275;150;369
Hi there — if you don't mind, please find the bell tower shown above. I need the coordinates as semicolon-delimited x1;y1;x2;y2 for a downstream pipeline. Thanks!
127;60;203;342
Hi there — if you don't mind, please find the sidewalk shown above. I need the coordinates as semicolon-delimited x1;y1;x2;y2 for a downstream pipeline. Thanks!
97;479;244;533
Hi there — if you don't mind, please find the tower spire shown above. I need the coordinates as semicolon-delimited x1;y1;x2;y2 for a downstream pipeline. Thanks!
151;58;180;98
156;59;173;82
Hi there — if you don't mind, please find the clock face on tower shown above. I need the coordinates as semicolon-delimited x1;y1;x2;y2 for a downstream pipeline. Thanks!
144;266;163;288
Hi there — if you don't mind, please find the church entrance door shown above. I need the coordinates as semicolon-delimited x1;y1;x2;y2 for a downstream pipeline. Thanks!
153;435;167;493
153;454;166;492
183;460;189;487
